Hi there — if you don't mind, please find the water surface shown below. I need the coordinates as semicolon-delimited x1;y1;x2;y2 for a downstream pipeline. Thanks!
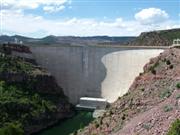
38;111;93;135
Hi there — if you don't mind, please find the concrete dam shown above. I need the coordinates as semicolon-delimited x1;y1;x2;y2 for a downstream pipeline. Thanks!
30;45;164;104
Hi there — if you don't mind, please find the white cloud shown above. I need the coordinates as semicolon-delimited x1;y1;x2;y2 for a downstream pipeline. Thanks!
1;7;179;37
43;5;65;13
135;8;169;25
1;0;69;12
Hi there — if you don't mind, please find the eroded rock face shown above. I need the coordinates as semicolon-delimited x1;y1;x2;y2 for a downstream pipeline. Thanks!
77;48;180;135
130;32;169;46
1;43;31;54
129;28;180;46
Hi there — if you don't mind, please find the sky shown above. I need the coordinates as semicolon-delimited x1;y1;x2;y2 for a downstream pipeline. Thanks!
0;0;180;38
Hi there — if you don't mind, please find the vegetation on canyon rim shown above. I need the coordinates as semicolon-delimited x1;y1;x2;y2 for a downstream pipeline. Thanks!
0;45;70;135
0;80;57;134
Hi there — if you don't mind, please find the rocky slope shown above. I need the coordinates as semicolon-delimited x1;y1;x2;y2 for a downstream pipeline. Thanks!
0;44;73;135
77;47;180;135
129;28;180;46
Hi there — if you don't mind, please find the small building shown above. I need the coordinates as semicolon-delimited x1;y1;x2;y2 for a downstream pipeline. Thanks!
173;39;180;45
170;39;180;48
76;97;108;110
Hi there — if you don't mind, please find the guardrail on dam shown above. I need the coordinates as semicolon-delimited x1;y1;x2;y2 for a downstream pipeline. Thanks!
30;45;164;104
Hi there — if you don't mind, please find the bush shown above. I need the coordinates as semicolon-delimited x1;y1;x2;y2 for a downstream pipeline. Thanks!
142;123;152;130
167;119;180;135
121;114;126;120
95;121;99;128
0;54;34;74
169;65;174;69
176;82;180;89
159;89;172;99
149;61;159;75
0;122;24;135
151;69;156;75
166;60;171;65
176;94;180;99
163;105;173;112
0;80;59;134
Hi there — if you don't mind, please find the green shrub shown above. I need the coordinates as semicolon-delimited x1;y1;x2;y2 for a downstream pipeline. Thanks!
121;114;126;120
163;105;173;112
95;121;99;128
124;92;130;96
159;89;172;99
142;123;152;130
167;119;180;135
0;55;34;74
149;61;159;75
0;122;24;135
176;94;180;99
141;88;145;92
176;83;180;89
169;65;174;69
151;69;156;75
166;60;171;65
0;80;59;133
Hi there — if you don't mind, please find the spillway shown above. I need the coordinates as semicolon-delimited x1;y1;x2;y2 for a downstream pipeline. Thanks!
30;45;164;104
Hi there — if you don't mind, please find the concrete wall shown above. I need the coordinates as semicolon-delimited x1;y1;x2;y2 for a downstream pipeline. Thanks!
30;46;163;104
79;97;107;110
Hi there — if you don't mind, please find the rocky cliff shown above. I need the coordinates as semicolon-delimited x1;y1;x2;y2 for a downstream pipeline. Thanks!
0;44;73;135
129;28;180;46
77;47;180;135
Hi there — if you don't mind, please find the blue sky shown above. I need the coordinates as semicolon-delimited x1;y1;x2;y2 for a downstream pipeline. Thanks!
41;0;179;20
0;0;180;37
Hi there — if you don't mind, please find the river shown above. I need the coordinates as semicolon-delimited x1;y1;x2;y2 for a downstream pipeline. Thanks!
37;111;94;135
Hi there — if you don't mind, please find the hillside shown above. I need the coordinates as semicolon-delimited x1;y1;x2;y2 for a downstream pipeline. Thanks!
0;35;135;46
129;28;180;46
0;44;73;135
0;29;179;47
77;47;180;135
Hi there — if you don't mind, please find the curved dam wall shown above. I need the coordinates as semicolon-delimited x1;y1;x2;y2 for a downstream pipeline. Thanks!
30;46;163;104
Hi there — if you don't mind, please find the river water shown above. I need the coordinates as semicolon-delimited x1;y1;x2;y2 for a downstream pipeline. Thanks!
38;111;94;135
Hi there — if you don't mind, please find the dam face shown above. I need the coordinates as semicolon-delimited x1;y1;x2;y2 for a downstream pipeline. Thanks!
30;46;163;104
